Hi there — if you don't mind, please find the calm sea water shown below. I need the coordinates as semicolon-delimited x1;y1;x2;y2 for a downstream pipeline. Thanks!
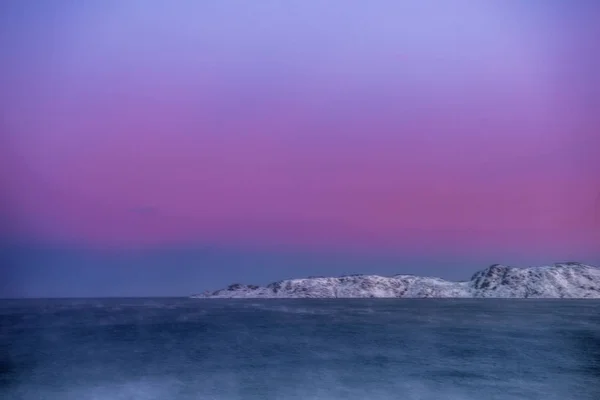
1;298;599;400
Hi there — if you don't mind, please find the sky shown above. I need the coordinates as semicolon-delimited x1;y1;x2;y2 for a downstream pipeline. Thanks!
1;1;599;297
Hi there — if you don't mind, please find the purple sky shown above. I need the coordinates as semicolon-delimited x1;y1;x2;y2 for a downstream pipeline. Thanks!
1;1;599;296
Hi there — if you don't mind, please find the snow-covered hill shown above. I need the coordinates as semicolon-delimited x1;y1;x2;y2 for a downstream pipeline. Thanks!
191;262;600;299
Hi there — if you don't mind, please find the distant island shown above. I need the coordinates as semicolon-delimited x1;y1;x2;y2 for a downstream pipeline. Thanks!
192;262;600;299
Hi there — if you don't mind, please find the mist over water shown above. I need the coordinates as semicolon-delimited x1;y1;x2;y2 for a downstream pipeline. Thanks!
2;298;599;399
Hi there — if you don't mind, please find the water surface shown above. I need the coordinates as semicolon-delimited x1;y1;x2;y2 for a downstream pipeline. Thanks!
2;298;599;399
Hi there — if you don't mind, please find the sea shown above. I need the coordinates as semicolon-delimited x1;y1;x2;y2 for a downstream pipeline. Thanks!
1;298;599;400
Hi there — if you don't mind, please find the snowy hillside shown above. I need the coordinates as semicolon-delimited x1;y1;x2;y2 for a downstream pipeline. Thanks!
191;262;600;299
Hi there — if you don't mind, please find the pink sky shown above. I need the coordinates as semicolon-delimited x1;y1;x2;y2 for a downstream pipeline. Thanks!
1;1;599;259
